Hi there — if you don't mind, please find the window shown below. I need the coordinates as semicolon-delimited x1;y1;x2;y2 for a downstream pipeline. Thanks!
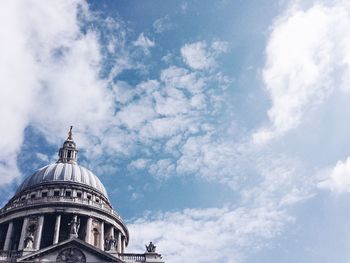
21;196;26;200
87;195;92;200
41;192;48;198
54;190;60;197
65;191;71;197
96;198;100;203
76;192;82;198
30;193;36;199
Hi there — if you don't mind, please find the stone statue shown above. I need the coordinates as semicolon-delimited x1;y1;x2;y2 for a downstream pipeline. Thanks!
68;125;73;140
68;215;80;238
24;232;34;249
145;241;156;253
105;236;116;251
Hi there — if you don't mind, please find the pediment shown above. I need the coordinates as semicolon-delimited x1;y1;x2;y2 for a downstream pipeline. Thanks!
17;238;122;262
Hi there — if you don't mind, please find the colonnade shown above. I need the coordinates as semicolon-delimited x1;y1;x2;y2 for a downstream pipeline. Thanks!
1;214;126;254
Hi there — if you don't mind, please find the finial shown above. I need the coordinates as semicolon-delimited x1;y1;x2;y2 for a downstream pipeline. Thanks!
68;126;73;140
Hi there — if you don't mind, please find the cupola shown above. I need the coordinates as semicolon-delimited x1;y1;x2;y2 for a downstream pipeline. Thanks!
57;126;78;164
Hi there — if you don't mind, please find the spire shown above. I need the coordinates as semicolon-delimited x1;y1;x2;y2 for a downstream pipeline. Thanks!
57;126;78;164
67;125;73;140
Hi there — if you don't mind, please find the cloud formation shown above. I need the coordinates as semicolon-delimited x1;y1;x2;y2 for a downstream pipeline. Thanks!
134;32;155;54
254;1;350;143
129;206;290;263
0;0;107;184
153;15;173;33
319;156;350;193
181;41;228;70
0;0;229;188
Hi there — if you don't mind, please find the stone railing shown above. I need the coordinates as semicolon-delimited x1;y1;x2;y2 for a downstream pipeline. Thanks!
119;253;146;262
0;250;22;259
0;196;123;221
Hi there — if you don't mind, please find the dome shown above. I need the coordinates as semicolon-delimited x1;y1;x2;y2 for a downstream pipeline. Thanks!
15;127;108;198
16;162;108;197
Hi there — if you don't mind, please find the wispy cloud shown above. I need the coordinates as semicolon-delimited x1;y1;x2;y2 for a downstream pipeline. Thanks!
134;32;155;54
153;15;173;33
180;41;227;70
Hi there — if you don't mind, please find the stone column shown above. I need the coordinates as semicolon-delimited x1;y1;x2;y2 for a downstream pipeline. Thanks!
53;214;61;244
3;221;14;250
117;230;122;253
18;217;29;250
85;217;92;244
109;226;114;239
100;221;104;250
107;226;114;243
121;236;125;253
34;215;44;250
108;226;116;251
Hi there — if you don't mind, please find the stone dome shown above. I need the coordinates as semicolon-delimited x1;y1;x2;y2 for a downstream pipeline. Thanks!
16;162;108;197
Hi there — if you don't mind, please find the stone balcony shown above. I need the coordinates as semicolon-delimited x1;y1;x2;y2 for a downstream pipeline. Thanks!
0;195;123;222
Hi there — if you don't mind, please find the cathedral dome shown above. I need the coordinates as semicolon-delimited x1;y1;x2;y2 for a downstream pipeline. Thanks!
15;126;108;198
0;126;164;263
15;162;108;197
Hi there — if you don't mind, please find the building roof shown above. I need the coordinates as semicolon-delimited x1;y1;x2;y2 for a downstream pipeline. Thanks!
15;162;108;197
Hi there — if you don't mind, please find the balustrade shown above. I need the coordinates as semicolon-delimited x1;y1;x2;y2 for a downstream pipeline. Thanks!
0;250;22;259
119;253;146;262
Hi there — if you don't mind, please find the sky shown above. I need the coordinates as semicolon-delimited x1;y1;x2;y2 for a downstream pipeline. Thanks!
1;0;350;262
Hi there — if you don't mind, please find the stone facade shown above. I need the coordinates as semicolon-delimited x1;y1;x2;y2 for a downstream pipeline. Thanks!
0;128;164;263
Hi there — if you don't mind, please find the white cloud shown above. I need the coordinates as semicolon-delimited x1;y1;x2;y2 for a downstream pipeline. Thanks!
160;66;205;94
117;100;156;130
0;0;138;185
176;135;246;187
140;116;195;139
0;0;96;184
153;15;173;33
254;1;350;144
0;0;232;189
128;158;150;170
211;40;228;53
36;153;49;163
149;159;175;179
181;41;227;70
128;206;291;263
318;156;350;193
134;32;155;54
185;42;209;70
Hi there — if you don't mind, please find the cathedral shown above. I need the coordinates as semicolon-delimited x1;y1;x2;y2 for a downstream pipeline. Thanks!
0;128;164;263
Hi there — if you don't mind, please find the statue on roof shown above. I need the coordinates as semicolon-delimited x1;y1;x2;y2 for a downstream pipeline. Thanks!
145;241;156;253
68;215;80;238
105;235;117;251
67;125;73;140
24;231;34;250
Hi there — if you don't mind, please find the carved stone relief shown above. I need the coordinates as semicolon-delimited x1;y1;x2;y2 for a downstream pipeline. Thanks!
56;247;86;263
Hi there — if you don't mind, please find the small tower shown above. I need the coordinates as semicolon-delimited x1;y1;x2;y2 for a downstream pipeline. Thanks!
57;126;78;164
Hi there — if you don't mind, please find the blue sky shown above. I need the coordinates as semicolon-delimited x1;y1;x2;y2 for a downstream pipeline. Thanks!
2;0;350;262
